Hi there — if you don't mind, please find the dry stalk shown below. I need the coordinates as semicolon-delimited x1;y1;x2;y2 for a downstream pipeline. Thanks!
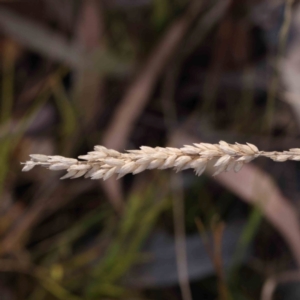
21;141;300;180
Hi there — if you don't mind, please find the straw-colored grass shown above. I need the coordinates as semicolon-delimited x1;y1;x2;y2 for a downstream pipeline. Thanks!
21;141;300;180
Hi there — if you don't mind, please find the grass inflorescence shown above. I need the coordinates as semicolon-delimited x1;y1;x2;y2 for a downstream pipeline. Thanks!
21;141;300;180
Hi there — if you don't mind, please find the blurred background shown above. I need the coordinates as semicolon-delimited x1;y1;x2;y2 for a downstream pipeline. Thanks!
1;0;300;299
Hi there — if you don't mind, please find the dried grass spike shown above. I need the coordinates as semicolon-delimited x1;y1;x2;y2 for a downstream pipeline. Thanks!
21;141;300;180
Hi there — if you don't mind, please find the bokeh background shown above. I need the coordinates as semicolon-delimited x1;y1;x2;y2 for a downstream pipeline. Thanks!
1;0;300;299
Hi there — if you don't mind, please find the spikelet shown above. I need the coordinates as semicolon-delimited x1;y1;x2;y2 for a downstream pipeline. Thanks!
21;141;300;180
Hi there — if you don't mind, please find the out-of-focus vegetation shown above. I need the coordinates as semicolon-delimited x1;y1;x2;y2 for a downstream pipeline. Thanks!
1;0;300;299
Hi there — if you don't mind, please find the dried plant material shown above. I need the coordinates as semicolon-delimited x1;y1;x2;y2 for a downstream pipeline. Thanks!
102;0;208;151
21;140;300;180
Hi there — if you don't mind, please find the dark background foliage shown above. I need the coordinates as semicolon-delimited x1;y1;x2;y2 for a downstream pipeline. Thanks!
0;0;300;299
